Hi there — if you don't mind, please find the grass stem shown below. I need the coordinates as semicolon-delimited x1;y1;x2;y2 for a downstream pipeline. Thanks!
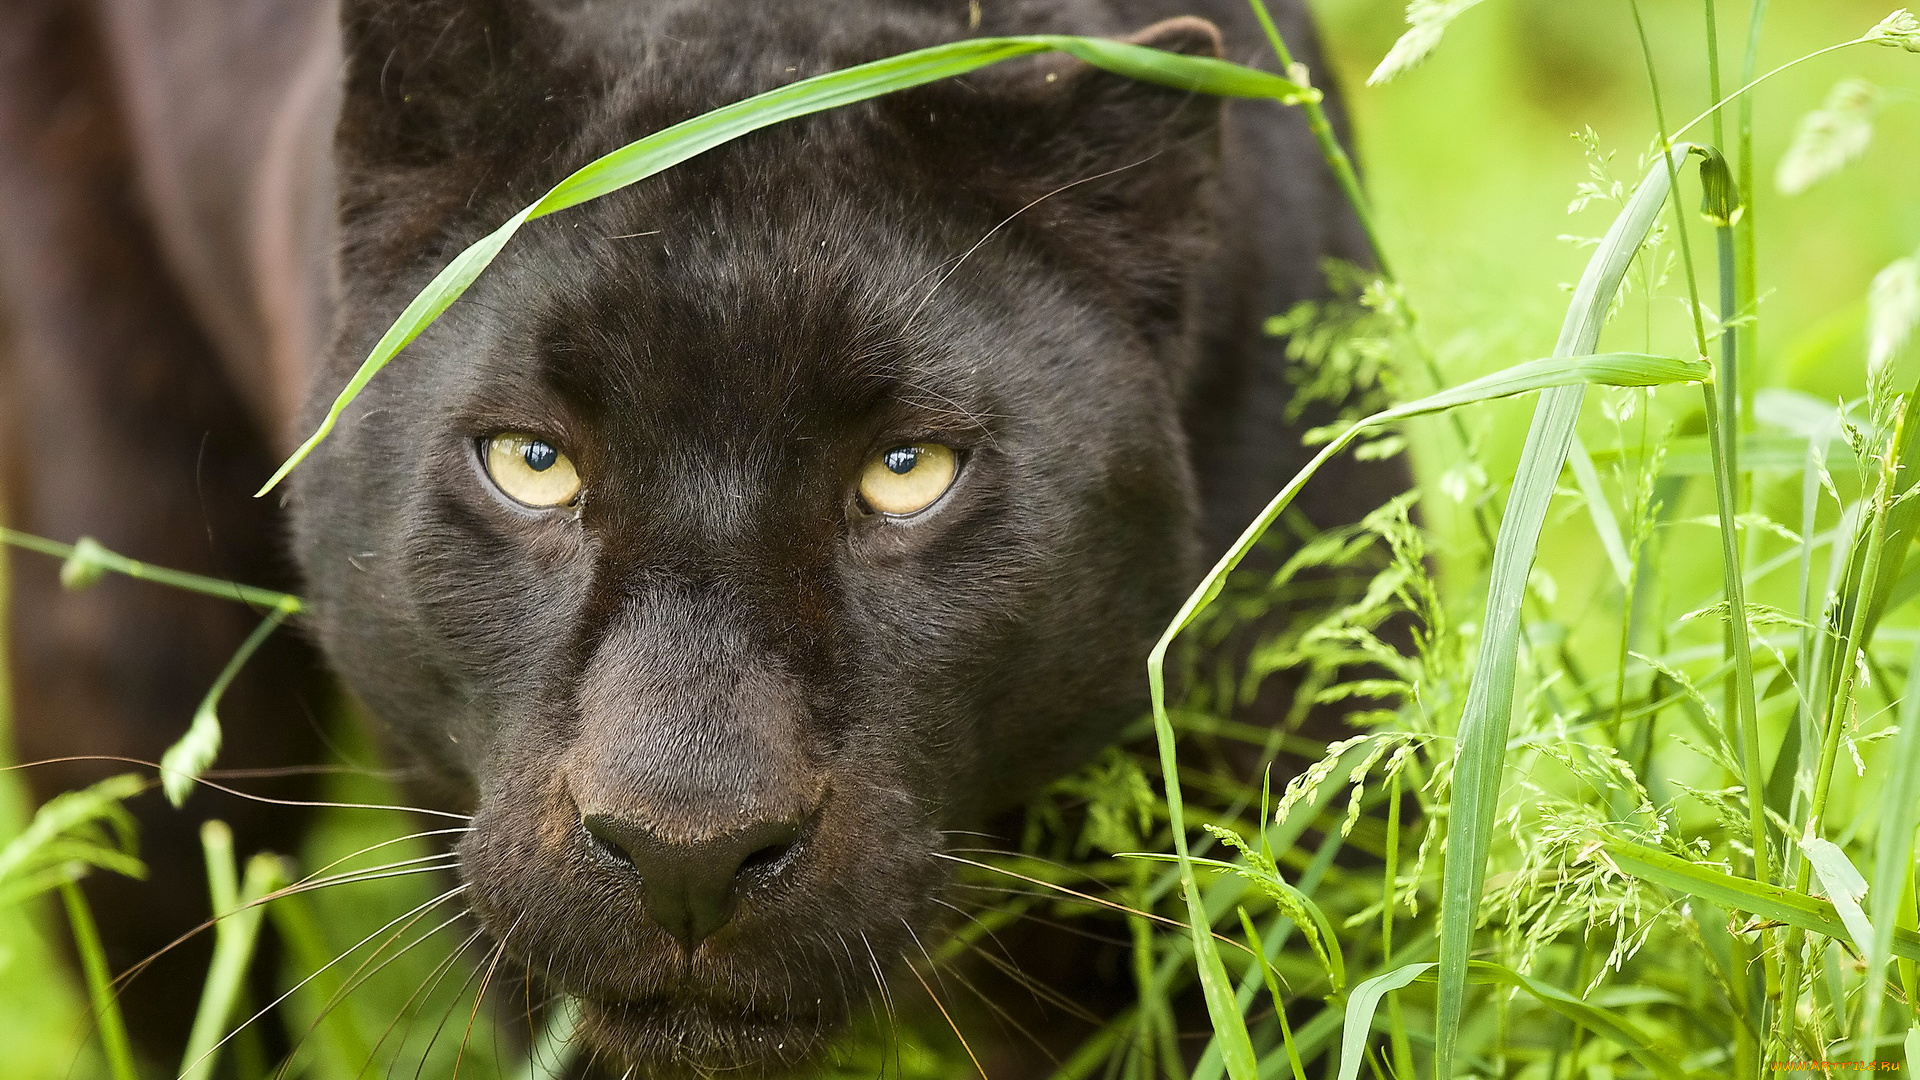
1243;0;1391;279
180;823;289;1080
59;878;139;1080
0;529;303;613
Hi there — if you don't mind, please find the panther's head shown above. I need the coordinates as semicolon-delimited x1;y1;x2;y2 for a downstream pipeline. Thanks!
291;0;1227;1073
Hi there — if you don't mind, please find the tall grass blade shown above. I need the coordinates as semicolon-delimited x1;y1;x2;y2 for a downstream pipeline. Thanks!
267;879;378;1077
180;822;289;1080
58;878;139;1080
1243;0;1393;276
1432;146;1694;1077
1568;436;1633;586
1235;910;1307;1080
1801;837;1873;955
1861;639;1920;1043
1605;839;1920;959
1697;147;1773;905
259;36;1312;494
1339;963;1426;1080
1839;387;1920;664
1339;962;1687;1080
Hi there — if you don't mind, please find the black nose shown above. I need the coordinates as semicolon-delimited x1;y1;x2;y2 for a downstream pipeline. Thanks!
581;811;805;951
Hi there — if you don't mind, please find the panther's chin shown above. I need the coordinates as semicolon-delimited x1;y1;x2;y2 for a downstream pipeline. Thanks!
577;994;836;1080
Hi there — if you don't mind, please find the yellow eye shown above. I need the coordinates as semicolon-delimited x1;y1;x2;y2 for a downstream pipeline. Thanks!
484;433;581;508
858;444;958;517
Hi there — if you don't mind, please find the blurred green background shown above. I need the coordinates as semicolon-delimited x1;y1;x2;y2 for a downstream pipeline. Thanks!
1;0;1915;1074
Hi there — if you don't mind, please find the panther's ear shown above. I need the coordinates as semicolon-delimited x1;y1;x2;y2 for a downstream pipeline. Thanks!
1002;17;1225;189
909;17;1229;315
335;0;569;172
1041;16;1227;143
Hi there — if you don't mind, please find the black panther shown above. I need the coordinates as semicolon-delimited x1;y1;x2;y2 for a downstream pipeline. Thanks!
0;0;1395;1074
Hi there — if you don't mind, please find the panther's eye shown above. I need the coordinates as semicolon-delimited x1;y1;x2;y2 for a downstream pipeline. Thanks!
858;444;958;517
483;433;581;508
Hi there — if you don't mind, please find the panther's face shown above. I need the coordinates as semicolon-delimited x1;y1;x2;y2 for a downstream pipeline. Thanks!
291;1;1223;1074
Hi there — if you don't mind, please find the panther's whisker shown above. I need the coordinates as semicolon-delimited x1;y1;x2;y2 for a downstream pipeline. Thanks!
174;884;469;1080
944;846;1117;887
941;885;1141;948
901;952;988;1079
406;927;494;1080
927;896;1099;1027
519;970;538;1076
816;928;857;1035
518;992;573;1080
370;925;479;1078
932;894;1111;1020
956;936;1105;1026
902;156;1153;333
276;854;464;897
3;754;474;819
928;896;1022;961
858;932;900;1079
107;863;460;1006
899;918;960;1015
935;853;1254;955
276;899;475;1079
452;920;517;1080
203;763;403;780
928;944;1062;1068
286;827;471;887
826;929;879;1060
993;906;1136;952
379;923;484;1069
907;915;1057;1070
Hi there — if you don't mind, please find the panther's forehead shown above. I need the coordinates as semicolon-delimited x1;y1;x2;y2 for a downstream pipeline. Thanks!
449;160;1042;459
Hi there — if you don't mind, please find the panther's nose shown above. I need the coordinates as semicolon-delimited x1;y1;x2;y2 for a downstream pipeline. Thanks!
581;811;807;951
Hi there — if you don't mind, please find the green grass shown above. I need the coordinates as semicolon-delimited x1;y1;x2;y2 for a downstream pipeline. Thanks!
5;1;1920;1076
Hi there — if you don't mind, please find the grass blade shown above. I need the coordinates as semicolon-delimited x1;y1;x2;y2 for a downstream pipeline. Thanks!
1802;836;1873;955
1861;638;1920;1042
58;878;139;1080
0;774;145;887
267;878;378;1077
1432;146;1693;1076
1568;436;1632;586
1605;839;1920;960
1339;962;1428;1080
259;36;1312;495
1341;957;1712;1080
1236;909;1307;1080
180;822;289;1080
